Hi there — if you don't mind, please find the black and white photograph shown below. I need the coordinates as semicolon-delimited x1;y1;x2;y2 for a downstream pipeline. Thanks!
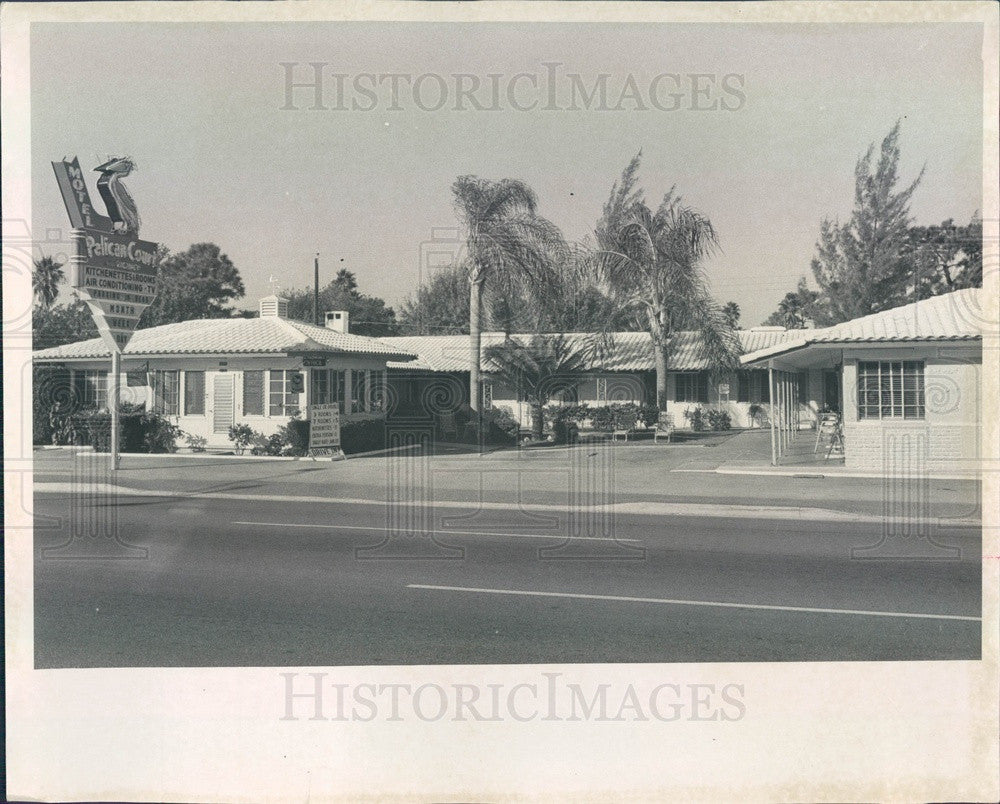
4;1;998;801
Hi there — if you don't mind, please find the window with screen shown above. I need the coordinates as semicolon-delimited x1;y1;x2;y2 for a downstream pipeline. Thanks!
311;369;346;412
857;361;924;420
184;371;205;415
350;370;367;413
243;370;265;415
369;370;385;412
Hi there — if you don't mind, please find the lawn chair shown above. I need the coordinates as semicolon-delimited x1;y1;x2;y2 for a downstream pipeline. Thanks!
437;412;458;441
814;412;840;454
653;414;675;444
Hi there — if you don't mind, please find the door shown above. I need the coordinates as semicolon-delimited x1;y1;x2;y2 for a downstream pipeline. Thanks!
212;374;235;433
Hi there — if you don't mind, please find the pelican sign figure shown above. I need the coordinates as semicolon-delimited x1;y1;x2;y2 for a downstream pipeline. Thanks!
95;156;141;235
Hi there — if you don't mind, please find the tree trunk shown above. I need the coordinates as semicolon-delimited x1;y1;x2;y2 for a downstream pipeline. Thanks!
469;278;483;413
531;403;544;440
654;344;668;412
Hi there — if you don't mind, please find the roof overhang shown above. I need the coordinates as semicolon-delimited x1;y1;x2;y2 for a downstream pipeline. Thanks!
740;336;982;370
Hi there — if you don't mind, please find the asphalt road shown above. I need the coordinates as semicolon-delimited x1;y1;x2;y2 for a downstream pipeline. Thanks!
33;492;982;667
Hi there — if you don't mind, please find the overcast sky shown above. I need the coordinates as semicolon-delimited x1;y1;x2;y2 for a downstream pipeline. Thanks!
31;21;984;326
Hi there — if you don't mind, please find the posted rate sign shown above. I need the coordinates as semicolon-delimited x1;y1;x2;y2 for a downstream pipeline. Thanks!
308;403;342;456
52;157;159;352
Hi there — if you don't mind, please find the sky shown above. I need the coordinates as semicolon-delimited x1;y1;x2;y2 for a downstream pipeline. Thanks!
31;21;984;326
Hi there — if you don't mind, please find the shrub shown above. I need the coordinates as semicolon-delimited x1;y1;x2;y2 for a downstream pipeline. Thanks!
280;419;311;456
685;407;707;431
706;409;732;431
590;406;615;432
483;406;518;445
73;406;182;453
251;432;288;456
228;423;256;455
638;404;659;428
340;419;386;455
184;433;208;452
748;403;767;427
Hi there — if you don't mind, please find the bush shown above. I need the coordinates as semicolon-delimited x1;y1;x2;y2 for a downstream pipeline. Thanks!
251;432;288;456
280;419;311;456
638;404;659;428
685;407;707;431
590;406;615;432
340;419;386;454
71;406;182;453
706;409;732;431
228;423;256;455
483;407;518;445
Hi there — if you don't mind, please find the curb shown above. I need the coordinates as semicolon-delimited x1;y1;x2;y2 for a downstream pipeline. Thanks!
33;482;982;528
672;467;981;481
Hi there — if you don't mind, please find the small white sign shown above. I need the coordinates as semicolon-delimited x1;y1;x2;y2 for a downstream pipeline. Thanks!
718;383;730;396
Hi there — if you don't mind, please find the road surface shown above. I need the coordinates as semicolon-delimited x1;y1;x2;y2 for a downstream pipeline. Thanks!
33;491;981;667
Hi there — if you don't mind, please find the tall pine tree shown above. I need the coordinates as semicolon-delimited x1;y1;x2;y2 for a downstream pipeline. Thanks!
810;121;923;325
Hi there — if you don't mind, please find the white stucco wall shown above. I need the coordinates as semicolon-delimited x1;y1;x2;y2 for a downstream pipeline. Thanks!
841;345;981;475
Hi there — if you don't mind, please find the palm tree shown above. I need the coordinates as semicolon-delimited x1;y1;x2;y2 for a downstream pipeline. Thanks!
483;334;589;439
33;255;66;309
451;176;566;412
595;153;740;411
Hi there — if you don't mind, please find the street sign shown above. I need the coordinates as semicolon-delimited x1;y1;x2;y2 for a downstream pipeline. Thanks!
308;403;343;458
52;157;159;353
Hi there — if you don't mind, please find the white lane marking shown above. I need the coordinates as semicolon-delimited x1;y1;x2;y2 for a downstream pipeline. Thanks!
406;584;981;622
232;521;640;543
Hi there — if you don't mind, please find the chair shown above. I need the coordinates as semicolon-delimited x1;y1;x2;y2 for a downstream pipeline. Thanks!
814;412;840;454
653;414;675;444
611;409;639;442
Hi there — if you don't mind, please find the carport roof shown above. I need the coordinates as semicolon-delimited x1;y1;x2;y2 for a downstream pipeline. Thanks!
740;288;984;366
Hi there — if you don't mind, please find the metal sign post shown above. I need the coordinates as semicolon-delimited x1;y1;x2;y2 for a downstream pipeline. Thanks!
54;156;160;471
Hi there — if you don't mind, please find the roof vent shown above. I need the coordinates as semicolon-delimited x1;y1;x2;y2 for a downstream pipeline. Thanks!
260;295;289;318
325;310;349;333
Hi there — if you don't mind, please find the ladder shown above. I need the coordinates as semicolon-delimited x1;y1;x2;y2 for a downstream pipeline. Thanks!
814;413;844;459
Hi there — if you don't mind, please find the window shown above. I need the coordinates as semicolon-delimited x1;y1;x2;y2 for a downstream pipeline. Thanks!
350;370;367;413
737;371;751;403
184;371;205;415
74;369;108;409
151;370;179;415
675;373;708;403
311;369;346;412
857;361;924;420
269;370;302;416
243;370;265;415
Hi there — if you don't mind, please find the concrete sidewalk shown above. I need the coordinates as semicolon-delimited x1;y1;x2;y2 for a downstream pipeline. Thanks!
30;437;983;524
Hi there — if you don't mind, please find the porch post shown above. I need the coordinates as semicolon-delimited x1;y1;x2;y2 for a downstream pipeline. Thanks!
768;365;777;466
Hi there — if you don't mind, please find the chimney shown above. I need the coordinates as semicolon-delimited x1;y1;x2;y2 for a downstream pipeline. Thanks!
325;310;349;333
260;295;289;318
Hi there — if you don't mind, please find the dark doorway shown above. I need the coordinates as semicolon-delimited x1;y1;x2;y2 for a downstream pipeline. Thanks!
823;368;842;413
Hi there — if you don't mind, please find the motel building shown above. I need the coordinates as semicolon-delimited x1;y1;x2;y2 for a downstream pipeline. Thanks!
382;288;983;474
32;295;416;449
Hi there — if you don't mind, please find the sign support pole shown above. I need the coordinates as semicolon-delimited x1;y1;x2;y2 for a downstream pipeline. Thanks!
111;350;121;470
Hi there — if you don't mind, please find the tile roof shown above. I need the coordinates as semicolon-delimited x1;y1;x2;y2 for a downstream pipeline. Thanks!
740;288;984;365
381;328;802;373
32;316;417;362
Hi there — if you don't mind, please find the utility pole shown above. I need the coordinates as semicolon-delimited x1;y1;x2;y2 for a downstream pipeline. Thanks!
313;253;320;326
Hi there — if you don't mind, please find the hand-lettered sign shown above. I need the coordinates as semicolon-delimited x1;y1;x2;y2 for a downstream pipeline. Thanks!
308;403;343;457
52;156;160;353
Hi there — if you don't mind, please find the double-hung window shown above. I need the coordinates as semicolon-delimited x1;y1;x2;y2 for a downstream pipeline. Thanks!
151;370;179;415
74;369;108;409
675;373;708;403
857;361;924;420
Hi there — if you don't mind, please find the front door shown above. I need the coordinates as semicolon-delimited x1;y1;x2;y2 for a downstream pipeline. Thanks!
212;374;235;433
